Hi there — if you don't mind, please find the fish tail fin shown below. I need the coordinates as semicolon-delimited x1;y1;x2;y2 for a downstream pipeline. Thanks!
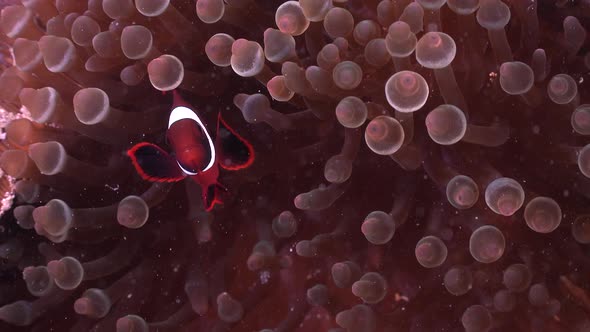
203;182;226;211
216;182;228;192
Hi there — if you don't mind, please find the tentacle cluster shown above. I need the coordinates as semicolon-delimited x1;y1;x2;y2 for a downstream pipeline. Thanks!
0;0;590;331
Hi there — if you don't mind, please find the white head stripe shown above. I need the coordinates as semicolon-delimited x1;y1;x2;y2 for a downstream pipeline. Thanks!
168;106;200;128
168;106;216;172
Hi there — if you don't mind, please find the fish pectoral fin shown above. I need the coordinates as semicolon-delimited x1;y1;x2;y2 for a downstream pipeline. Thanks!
216;113;255;171
127;142;185;182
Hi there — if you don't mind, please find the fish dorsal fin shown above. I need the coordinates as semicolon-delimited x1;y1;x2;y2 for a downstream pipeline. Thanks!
127;142;185;182
216;113;255;171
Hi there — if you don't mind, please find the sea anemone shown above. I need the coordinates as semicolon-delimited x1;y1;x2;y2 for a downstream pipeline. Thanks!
0;0;590;331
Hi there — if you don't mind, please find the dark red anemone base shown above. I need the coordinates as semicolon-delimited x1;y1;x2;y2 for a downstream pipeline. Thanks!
1;1;590;332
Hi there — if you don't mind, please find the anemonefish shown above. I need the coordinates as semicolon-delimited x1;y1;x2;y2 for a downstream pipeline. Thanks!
127;91;254;211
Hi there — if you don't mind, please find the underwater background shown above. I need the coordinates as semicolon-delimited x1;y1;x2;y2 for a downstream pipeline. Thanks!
1;0;590;331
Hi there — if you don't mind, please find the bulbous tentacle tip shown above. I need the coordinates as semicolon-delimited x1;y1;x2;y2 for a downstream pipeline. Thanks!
0;1;587;331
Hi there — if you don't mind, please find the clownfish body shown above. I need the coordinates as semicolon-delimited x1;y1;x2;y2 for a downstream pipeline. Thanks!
127;91;254;211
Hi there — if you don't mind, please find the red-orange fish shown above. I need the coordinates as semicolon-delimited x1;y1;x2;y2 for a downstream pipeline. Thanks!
127;91;254;211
